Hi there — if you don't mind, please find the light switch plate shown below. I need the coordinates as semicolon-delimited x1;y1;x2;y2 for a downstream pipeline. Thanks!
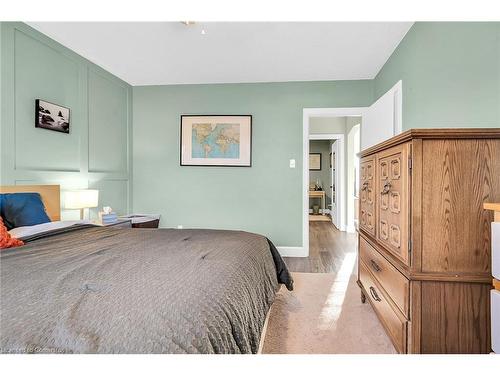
289;159;296;168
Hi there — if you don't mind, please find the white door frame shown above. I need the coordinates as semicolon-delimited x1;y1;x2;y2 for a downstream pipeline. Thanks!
309;133;344;229
302;108;367;257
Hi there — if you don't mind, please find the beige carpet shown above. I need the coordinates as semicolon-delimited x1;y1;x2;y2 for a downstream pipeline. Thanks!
262;270;397;354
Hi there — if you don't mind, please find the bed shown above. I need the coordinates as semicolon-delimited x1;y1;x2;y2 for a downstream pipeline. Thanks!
0;185;293;354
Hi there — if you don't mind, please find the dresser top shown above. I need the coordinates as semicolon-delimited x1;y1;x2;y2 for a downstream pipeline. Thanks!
360;128;500;157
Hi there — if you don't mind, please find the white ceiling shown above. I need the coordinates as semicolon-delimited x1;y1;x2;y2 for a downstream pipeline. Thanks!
28;22;413;86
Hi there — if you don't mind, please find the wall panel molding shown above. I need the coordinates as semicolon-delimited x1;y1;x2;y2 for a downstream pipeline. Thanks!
1;22;132;216
88;68;130;174
13;28;81;172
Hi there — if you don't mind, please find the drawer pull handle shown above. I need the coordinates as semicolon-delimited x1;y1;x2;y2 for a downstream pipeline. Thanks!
380;180;391;195
370;260;381;272
369;286;382;302
361;182;369;191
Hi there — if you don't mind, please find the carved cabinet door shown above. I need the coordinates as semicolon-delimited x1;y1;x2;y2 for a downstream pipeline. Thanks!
376;143;410;265
360;155;376;236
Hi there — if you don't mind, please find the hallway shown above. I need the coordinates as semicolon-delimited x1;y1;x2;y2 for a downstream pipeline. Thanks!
283;221;357;273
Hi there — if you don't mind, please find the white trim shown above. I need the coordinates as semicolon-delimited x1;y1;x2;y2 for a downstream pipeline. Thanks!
346;224;356;233
302;110;310;257
333;135;345;230
309;133;342;140
276;246;308;257
308;209;330;214
393;80;403;135
304;107;368;117
303;107;367;257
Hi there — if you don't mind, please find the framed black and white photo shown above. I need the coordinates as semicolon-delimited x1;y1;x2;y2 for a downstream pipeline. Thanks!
35;99;70;134
180;115;252;167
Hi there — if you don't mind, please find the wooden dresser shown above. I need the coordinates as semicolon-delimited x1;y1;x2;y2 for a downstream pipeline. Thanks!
357;129;500;353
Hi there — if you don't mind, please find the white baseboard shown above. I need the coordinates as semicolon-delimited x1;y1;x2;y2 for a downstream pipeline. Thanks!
346;224;356;233
277;246;308;257
308;209;330;214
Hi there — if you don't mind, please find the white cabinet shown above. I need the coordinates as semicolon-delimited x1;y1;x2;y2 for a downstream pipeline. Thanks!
493;222;500;280
492;290;500;354
493;222;500;354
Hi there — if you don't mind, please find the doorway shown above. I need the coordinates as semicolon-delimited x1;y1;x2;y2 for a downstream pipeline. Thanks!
308;134;344;227
300;83;402;256
302;108;366;256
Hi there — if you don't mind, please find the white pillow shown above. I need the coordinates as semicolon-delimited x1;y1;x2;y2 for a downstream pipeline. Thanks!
9;220;92;239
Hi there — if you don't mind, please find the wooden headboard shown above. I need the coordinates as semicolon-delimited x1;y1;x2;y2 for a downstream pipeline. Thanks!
0;185;61;221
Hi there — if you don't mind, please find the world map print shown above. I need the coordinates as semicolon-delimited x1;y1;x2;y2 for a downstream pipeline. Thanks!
192;123;240;159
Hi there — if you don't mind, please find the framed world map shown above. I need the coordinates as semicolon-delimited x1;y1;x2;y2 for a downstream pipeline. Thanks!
180;115;252;166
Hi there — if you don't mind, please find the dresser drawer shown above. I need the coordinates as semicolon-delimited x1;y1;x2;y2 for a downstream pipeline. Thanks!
359;260;407;353
359;237;409;317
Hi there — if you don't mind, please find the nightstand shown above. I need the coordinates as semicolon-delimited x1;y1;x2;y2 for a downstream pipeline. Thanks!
119;214;160;228
93;219;132;228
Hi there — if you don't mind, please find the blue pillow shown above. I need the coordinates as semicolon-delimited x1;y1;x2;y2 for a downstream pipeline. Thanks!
0;193;51;230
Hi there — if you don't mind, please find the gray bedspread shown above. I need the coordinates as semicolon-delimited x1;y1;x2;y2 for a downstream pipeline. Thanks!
0;226;293;354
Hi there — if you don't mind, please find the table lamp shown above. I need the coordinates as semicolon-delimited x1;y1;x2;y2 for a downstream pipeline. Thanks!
64;189;99;220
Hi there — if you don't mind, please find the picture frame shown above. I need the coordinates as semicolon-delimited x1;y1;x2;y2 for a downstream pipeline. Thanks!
309;153;322;171
35;99;70;134
180;115;252;167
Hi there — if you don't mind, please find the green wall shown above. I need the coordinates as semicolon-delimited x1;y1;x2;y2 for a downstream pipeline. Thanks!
3;21;499;248
133;81;373;246
133;22;500;248
0;22;132;219
375;22;500;129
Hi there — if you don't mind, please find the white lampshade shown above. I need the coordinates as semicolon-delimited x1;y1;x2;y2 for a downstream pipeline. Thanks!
64;190;99;209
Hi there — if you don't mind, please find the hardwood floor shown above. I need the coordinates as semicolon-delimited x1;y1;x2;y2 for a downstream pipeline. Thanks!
283;221;358;273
